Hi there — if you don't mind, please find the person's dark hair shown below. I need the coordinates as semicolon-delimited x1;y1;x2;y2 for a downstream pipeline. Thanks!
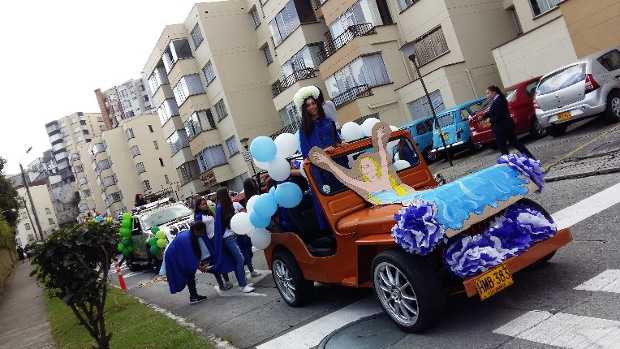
301;96;326;136
242;178;259;204
194;197;212;216
216;187;235;230
189;222;207;260
487;85;506;101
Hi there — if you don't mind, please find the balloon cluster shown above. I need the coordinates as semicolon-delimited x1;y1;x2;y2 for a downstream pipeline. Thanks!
237;134;305;250
116;212;134;257
147;226;167;256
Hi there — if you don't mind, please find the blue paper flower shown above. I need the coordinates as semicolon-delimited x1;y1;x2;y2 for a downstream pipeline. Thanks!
503;204;557;243
497;154;545;192
486;215;532;254
444;234;517;278
391;200;444;256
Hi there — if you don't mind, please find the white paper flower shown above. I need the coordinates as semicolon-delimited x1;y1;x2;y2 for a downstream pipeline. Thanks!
293;86;321;112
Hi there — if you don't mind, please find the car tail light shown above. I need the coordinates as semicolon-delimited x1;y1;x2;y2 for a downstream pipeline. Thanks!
585;74;600;93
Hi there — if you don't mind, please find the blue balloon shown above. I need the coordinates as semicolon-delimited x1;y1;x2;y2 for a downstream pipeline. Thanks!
250;211;270;228
269;186;276;195
250;136;277;163
253;193;277;218
275;182;303;208
95;215;104;223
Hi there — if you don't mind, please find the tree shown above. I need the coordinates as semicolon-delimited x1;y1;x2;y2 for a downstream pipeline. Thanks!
31;222;118;349
0;157;19;227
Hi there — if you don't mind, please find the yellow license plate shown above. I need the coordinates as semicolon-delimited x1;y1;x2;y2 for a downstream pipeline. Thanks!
474;264;514;301
557;111;572;121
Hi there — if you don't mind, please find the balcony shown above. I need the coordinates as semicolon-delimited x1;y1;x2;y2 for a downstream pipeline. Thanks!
322;23;376;60
272;68;320;97
333;84;373;108
49;133;63;144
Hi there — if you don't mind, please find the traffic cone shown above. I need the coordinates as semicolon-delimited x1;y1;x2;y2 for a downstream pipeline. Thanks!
115;258;128;292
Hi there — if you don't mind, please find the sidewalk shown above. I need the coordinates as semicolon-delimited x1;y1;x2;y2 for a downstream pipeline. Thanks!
0;261;54;349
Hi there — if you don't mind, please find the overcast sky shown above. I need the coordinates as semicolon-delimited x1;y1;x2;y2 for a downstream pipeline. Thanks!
0;0;206;174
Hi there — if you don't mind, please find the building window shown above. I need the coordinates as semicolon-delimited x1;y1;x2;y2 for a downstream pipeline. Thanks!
82;129;89;135
129;145;141;158
197;145;227;173
325;53;390;98
281;43;323;77
102;175;116;187
184;109;216;139
148;66;169;94
45;207;51;214
529;0;561;16
110;192;122;203
406;90;445;121
96;159;111;174
136;162;146;174
214;99;228;121
407;27;449;67
190;23;204;48
396;0;417;11
269;0;316;47
159;158;164;167
167;129;190;155
250;6;261;28
279;103;301;127
157;99;179;125
261;44;273;65
148;125;154;133
164;174;170;184
177;160;201;185
126;128;135;140
202;61;216;86
173;74;205;105
143;180;152;191
329;0;390;40
82;189;91;197
24;223;31;230
162;39;193;73
225;136;240;157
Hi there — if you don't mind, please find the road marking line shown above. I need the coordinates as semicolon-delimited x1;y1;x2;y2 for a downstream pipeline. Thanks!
256;298;381;349
494;311;620;349
123;272;144;279
551;182;620;230
575;269;620;294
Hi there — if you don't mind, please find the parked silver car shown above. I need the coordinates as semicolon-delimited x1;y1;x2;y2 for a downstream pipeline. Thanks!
534;47;620;136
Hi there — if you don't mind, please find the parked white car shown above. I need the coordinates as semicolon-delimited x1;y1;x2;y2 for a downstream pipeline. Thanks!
534;47;620;136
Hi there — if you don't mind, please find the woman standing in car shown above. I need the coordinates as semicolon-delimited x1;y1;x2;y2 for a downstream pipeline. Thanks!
482;85;535;159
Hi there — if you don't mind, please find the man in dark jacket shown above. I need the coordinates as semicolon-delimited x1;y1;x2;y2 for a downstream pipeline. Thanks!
482;85;535;159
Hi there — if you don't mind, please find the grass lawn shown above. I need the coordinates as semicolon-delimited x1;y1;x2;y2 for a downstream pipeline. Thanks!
46;288;213;349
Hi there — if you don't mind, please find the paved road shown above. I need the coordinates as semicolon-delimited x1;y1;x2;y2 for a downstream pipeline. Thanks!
114;118;620;349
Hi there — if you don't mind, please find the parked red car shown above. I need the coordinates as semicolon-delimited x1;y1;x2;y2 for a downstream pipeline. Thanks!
470;76;545;145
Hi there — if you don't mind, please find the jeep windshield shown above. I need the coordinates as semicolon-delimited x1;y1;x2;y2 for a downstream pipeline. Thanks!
139;204;193;231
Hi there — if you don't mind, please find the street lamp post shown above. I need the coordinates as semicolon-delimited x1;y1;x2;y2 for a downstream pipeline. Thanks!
403;49;453;167
240;137;261;188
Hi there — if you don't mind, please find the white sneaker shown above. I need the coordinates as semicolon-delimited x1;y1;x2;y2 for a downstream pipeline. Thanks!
240;285;255;293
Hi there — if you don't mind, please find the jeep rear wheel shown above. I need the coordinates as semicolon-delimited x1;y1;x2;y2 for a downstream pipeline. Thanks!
272;250;314;307
372;250;446;332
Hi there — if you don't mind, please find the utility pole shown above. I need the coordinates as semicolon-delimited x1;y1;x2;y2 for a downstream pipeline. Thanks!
19;163;44;240
407;54;453;167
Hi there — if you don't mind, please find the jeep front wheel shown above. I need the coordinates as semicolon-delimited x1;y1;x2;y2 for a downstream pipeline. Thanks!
372;250;445;332
272;250;313;307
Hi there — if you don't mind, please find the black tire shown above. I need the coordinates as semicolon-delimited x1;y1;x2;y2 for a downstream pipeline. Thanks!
546;124;567;137
422;147;436;163
604;90;620;123
272;250;314;307
372;249;446;333
529;118;546;139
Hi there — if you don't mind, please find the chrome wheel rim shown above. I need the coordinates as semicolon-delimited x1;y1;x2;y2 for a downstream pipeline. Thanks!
273;259;296;303
374;262;419;327
611;97;620;117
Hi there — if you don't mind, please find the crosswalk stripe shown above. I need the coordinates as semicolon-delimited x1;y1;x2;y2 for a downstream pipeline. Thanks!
575;269;620;294
551;182;620;230
493;311;620;348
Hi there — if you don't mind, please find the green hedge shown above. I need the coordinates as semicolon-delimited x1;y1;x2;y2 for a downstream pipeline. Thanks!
0;218;15;250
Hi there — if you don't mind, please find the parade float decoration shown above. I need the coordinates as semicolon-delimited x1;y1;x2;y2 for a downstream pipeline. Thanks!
147;225;167;257
116;212;134;257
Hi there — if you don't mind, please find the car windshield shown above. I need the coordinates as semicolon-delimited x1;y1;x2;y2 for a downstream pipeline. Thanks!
537;64;585;95
312;136;420;196
506;89;518;102
436;113;454;128
139;204;193;231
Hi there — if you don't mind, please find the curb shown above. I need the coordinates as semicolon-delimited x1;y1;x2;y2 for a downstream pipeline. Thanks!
545;167;620;182
565;147;620;162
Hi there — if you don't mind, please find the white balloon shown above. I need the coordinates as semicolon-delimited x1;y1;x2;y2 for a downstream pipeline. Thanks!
230;212;254;236
246;195;259;213
274;133;299;158
341;122;364;142
251;228;271;250
393;159;411;171
267;157;291;181
361;118;381;137
390;125;399;132
254;159;269;170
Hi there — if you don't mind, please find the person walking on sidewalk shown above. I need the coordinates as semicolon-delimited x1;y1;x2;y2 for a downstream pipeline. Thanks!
480;85;536;159
239;178;261;278
215;187;255;293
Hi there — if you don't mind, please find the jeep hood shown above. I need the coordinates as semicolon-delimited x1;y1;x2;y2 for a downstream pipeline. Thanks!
336;205;402;236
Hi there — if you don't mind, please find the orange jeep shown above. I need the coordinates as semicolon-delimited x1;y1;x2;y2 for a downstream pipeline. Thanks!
264;129;572;332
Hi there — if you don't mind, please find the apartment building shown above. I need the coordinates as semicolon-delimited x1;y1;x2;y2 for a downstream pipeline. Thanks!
14;184;59;247
80;113;180;217
44;112;106;224
144;0;284;195
94;78;154;130
561;0;620;57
